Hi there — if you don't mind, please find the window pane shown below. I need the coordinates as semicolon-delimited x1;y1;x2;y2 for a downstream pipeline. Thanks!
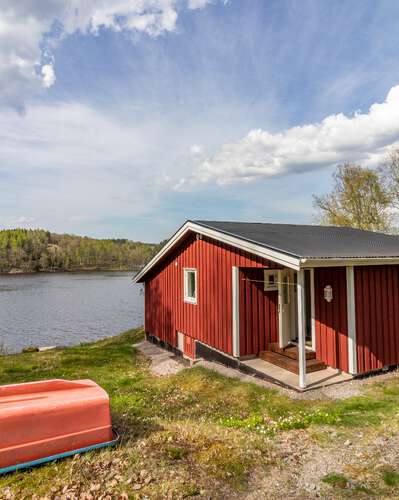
188;271;196;298
184;270;197;302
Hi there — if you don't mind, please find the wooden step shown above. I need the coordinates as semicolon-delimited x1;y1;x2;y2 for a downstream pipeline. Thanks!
269;343;316;360
259;350;327;374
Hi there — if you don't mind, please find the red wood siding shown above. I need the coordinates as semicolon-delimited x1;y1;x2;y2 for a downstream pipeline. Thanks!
239;268;278;356
144;233;279;356
314;267;349;372
355;265;399;373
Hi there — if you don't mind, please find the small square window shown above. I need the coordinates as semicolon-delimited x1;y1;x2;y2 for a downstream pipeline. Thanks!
264;270;278;291
184;268;197;304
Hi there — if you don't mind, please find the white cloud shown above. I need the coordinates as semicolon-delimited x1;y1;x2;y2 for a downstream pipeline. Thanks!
187;0;228;8
179;85;399;188
189;144;204;156
0;101;190;234
0;0;217;110
0;216;36;228
41;64;56;88
187;0;212;9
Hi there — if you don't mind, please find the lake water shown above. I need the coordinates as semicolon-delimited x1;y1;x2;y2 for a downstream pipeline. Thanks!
0;272;144;353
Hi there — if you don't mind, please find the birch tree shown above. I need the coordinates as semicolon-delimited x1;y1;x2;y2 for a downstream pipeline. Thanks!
313;163;392;231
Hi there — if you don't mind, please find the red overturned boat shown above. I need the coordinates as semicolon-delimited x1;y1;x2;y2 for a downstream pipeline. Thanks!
0;379;118;474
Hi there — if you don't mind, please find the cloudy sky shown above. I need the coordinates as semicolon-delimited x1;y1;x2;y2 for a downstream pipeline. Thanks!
1;0;399;242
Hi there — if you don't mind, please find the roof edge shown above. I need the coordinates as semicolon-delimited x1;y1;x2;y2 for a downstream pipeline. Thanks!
194;220;302;260
134;220;302;282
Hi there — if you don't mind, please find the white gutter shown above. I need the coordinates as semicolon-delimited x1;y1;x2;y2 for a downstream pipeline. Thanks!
300;257;399;268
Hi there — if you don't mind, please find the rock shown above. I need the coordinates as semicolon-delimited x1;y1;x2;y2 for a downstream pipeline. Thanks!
344;440;351;447
347;479;359;490
22;346;39;353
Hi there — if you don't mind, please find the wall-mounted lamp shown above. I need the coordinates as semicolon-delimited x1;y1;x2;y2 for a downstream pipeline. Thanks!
324;285;333;303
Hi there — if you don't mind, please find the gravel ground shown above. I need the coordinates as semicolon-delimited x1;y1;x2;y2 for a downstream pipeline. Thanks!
134;341;187;376
199;358;399;400
243;427;399;498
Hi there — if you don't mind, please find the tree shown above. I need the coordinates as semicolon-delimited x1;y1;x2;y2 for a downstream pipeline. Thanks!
381;148;399;208
313;163;392;231
0;229;159;272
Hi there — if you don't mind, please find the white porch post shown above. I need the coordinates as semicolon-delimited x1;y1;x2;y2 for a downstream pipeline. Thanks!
143;283;146;333
346;266;357;375
232;266;240;357
297;269;307;389
309;268;316;352
277;270;284;348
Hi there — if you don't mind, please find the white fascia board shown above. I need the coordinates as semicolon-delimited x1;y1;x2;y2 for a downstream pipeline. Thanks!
134;221;301;282
134;222;190;282
300;257;399;268
188;222;301;269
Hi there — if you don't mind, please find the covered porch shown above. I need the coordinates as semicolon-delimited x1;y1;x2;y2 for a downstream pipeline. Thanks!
241;356;352;391
232;265;354;390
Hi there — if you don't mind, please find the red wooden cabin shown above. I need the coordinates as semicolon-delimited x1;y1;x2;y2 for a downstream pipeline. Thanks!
135;220;399;389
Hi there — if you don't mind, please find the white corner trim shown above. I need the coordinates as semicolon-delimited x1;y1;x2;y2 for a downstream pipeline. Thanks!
277;270;284;348
232;266;240;357
309;268;316;352
134;221;301;282
143;282;146;332
297;269;307;389
346;266;357;375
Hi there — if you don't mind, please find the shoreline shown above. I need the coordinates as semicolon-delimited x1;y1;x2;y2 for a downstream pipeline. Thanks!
0;268;141;276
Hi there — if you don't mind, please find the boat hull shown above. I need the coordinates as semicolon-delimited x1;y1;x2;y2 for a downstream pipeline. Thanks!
0;379;116;472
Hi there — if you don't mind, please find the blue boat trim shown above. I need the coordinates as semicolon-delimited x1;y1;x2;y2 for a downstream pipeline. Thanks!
0;430;120;475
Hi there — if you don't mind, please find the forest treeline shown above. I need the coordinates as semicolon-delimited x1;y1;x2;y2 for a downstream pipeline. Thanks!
0;229;161;273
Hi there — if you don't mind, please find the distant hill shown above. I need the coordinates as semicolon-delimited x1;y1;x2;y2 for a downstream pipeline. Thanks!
0;229;161;273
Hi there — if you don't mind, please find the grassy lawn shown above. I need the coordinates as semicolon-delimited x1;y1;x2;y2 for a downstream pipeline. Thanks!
1;328;399;498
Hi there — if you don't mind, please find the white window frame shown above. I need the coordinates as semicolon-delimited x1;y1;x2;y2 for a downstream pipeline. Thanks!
184;268;197;304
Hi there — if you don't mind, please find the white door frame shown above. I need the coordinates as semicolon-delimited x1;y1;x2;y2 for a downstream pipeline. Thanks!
278;268;316;351
278;269;291;347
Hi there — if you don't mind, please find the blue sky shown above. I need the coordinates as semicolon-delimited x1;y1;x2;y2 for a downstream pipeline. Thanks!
1;0;399;242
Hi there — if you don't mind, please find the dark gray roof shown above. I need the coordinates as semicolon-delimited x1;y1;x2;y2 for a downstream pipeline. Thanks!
193;220;399;259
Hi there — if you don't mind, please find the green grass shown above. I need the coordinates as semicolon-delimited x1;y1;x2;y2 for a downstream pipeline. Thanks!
381;468;399;487
1;328;399;498
322;473;349;488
